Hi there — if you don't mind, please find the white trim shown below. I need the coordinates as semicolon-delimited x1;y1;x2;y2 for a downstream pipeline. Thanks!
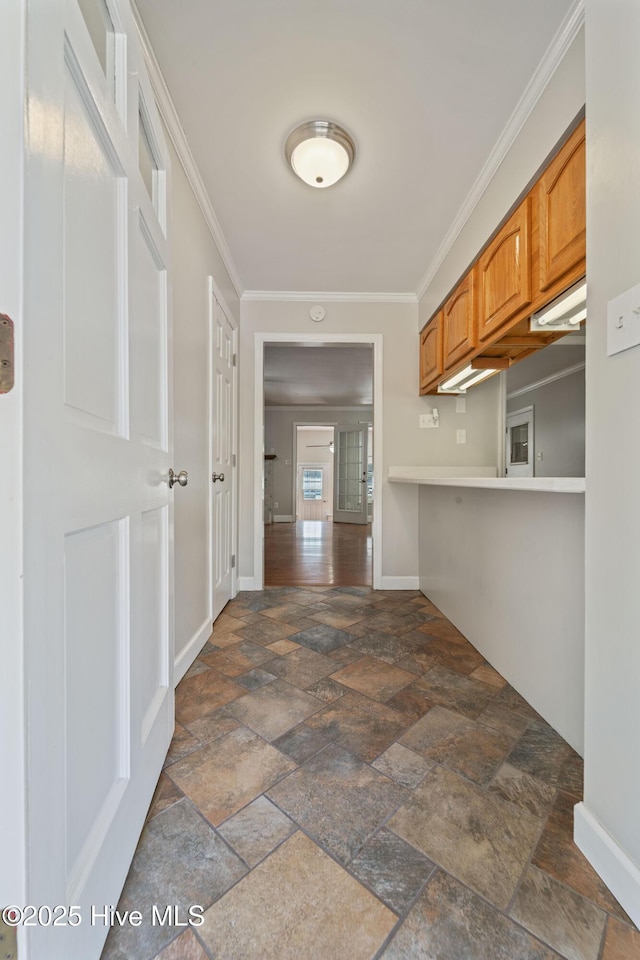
379;576;420;591
174;615;212;685
243;290;417;304
210;272;238;330
496;371;507;477
416;0;585;301
0;0;26;914
273;515;294;523
238;576;259;591
574;802;640;929
255;333;383;590
131;4;244;299
293;421;337;521
507;361;585;400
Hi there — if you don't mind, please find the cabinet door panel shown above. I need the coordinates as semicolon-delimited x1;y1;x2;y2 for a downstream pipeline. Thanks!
477;200;531;343
443;274;475;368
537;122;586;292
420;313;442;391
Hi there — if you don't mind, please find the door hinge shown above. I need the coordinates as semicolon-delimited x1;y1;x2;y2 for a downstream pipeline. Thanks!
232;353;237;367
0;313;15;394
231;554;236;568
0;911;18;959
232;453;236;468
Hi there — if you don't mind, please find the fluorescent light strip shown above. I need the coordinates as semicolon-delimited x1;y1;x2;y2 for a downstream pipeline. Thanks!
533;280;587;325
440;364;475;391
458;368;497;390
439;363;498;393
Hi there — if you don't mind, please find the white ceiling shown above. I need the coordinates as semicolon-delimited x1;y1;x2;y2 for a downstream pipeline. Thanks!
135;0;577;295
264;344;373;406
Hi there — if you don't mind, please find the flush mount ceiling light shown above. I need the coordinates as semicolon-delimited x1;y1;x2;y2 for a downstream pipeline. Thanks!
285;120;356;188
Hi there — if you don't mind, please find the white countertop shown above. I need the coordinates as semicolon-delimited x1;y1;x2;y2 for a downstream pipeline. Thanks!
388;466;585;493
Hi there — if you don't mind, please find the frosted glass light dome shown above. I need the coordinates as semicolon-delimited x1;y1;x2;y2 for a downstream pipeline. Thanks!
285;121;355;188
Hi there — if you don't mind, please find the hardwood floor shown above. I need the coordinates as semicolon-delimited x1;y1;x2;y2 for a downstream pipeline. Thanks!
264;520;372;587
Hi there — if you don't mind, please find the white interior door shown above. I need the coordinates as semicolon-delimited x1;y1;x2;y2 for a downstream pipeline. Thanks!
22;3;173;957
506;406;535;477
333;423;369;523
297;463;330;519
210;293;235;620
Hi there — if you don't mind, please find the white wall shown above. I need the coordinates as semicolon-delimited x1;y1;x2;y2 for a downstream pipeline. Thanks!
239;300;501;588
167;133;240;678
418;484;585;753
575;0;640;928
507;368;585;477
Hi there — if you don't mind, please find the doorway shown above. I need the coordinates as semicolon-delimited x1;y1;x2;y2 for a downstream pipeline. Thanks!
295;425;334;521
506;406;535;477
256;333;382;589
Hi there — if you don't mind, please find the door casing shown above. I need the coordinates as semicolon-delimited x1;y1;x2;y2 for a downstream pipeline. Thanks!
254;333;383;590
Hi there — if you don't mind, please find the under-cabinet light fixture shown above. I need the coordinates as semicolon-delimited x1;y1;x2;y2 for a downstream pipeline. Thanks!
438;364;498;393
530;280;587;331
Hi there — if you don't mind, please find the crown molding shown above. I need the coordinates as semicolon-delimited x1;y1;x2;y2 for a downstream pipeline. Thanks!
416;0;585;302
242;290;418;304
131;3;244;300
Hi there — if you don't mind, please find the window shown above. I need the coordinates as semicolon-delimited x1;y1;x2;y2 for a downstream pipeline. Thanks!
302;469;323;500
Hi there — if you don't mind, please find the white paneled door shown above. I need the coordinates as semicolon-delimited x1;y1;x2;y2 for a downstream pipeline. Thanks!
210;293;236;620
22;2;174;957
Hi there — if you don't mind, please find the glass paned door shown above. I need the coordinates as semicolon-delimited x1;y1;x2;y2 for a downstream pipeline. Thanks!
333;424;368;524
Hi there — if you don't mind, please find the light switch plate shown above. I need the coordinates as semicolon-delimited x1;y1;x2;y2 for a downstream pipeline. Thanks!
456;429;467;444
455;397;466;413
419;414;438;428
607;283;640;356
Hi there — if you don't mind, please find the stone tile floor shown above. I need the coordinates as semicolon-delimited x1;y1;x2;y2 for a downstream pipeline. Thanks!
102;587;640;960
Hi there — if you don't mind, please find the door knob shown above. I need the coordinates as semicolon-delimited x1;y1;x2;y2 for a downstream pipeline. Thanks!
168;468;188;488
211;472;225;483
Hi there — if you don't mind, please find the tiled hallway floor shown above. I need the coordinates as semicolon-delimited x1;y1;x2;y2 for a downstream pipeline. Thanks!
102;588;640;960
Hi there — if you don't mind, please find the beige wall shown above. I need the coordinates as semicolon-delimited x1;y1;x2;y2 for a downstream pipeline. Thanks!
575;0;640;927
168;133;240;677
238;300;501;587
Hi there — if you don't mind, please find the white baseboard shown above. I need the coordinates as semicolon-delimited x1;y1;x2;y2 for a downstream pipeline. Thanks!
378;576;420;590
237;576;260;591
273;515;294;523
174;616;212;686
574;801;640;928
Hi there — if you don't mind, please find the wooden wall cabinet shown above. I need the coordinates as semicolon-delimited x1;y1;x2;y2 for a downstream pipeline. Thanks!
536;122;586;295
419;312;442;393
418;119;585;396
443;272;475;369
476;198;531;343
